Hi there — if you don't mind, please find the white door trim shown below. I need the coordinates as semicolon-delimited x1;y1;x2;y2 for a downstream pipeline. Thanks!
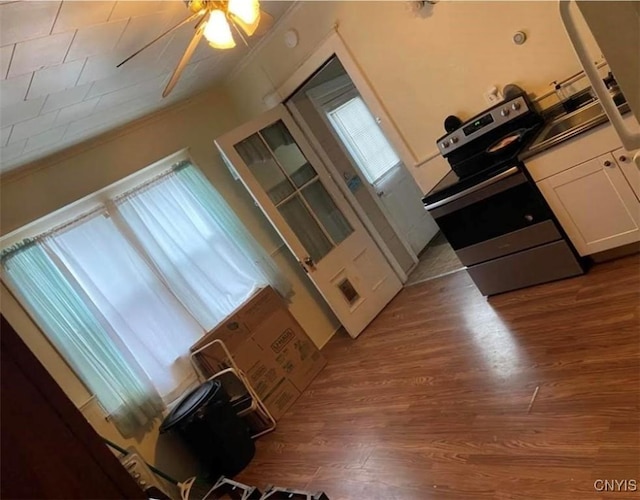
274;30;418;172
302;82;421;263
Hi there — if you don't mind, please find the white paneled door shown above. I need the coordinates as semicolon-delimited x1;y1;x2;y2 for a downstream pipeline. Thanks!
216;105;402;338
373;164;440;255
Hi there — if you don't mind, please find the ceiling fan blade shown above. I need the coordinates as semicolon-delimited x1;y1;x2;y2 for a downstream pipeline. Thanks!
253;9;274;37
117;10;205;68
162;12;209;98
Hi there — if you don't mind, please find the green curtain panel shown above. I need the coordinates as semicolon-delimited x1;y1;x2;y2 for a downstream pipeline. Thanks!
176;162;291;298
2;244;164;437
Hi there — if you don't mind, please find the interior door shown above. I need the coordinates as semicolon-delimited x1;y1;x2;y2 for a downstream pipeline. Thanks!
309;77;437;257
374;165;440;254
216;105;402;338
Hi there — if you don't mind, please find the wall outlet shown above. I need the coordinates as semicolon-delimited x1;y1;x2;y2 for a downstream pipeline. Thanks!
484;86;503;104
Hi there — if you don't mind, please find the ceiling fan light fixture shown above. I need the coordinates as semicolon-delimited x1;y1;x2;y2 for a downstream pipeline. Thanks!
204;9;236;49
227;0;261;36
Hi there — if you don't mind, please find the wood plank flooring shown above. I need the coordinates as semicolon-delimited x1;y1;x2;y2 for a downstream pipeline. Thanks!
236;256;640;499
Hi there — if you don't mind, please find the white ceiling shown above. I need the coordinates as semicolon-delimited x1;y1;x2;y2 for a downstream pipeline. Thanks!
0;0;292;173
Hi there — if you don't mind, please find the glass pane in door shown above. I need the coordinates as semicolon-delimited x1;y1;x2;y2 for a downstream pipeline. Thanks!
234;134;294;204
302;180;354;245
278;195;333;262
261;121;317;187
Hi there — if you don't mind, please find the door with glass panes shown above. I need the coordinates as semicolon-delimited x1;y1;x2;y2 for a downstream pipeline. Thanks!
216;105;402;338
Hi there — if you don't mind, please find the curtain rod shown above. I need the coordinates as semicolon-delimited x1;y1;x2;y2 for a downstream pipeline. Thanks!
1;160;194;263
112;160;191;204
0;204;106;263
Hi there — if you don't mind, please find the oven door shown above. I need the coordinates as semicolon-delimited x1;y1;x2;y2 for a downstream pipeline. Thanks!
425;166;555;252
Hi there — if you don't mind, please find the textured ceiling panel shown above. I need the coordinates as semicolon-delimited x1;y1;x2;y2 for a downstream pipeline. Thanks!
0;0;294;173
65;19;129;62
8;31;74;77
0;72;30;104
52;1;116;34
26;59;86;99
0;44;14;79
0;1;61;46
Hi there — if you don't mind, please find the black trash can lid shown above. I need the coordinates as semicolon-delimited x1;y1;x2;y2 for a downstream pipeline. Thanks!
160;380;221;433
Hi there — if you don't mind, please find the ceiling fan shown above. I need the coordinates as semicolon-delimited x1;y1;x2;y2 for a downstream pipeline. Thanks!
117;0;274;98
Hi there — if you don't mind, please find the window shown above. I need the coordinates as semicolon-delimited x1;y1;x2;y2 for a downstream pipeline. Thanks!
1;160;289;436
326;96;401;184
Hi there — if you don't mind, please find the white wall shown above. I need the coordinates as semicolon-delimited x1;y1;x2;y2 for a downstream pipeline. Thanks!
225;1;597;193
0;85;339;478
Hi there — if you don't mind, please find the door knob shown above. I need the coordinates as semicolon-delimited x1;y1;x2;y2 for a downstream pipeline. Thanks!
303;256;315;270
619;155;627;162
603;160;613;167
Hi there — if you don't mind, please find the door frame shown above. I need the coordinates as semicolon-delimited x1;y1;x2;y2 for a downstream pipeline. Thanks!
274;32;418;169
286;99;415;282
273;33;424;279
291;73;424;262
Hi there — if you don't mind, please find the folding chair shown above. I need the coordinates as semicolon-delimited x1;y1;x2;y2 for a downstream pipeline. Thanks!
190;339;276;439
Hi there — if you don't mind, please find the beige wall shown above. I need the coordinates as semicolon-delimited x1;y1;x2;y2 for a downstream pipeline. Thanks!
225;1;597;193
0;85;339;478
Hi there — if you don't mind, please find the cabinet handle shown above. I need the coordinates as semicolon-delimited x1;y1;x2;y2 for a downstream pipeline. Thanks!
603;160;613;167
619;155;627;162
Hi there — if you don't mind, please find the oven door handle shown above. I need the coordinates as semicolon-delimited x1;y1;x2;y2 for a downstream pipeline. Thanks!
423;166;520;211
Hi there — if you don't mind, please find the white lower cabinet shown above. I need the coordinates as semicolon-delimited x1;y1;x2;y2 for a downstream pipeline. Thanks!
537;152;640;256
612;147;640;201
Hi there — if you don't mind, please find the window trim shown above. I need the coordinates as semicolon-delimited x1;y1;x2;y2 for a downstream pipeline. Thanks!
0;149;191;249
323;95;403;185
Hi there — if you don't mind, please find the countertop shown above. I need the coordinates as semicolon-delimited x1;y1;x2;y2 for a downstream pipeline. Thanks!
519;100;630;162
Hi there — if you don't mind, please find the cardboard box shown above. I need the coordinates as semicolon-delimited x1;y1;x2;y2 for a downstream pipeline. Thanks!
191;287;283;352
251;309;326;392
190;287;326;420
262;378;301;421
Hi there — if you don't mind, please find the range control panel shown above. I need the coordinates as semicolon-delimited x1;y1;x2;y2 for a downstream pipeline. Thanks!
437;95;530;156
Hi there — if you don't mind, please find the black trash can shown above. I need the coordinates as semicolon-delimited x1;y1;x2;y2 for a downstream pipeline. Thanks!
160;380;255;478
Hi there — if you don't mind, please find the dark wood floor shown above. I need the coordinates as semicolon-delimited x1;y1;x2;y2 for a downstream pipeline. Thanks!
237;256;640;499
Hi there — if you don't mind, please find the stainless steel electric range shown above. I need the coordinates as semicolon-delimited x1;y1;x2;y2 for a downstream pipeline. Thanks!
422;92;585;296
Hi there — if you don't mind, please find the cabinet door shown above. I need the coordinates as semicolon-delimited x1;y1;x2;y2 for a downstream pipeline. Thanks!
612;147;640;201
537;153;640;256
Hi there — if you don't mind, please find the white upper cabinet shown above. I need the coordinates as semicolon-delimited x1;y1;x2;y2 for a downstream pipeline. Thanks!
537;153;640;256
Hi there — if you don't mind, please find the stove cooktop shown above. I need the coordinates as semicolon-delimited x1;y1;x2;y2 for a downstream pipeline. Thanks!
422;162;521;207
423;122;542;207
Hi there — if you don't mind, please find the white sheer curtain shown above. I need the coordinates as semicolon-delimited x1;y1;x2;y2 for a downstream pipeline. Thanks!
45;213;205;403
114;163;289;330
1;159;291;431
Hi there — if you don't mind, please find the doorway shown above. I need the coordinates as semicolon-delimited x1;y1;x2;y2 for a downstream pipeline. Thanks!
286;57;439;278
406;232;465;286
